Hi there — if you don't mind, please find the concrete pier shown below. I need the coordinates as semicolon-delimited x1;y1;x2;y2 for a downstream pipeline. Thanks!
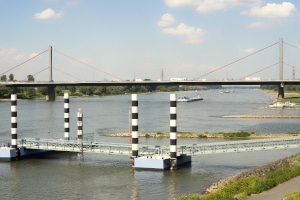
134;155;191;170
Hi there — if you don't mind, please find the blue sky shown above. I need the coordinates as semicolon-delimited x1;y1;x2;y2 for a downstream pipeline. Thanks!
0;0;299;82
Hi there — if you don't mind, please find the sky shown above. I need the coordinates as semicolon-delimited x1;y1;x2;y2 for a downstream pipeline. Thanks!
0;0;300;82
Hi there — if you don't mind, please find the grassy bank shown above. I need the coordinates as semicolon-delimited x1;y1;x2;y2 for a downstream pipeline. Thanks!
178;154;300;200
107;131;299;139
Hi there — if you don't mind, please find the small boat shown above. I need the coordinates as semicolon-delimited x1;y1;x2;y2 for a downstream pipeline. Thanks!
177;94;203;102
269;102;286;108
219;90;234;93
269;101;296;108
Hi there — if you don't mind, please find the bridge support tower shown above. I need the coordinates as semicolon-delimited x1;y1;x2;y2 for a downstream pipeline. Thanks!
46;85;56;101
278;38;284;99
278;83;284;99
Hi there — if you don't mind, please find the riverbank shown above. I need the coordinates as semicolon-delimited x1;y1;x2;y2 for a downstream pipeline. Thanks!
202;153;300;200
106;132;299;139
204;154;300;194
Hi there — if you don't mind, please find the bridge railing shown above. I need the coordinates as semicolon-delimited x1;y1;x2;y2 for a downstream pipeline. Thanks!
178;137;300;155
17;136;300;156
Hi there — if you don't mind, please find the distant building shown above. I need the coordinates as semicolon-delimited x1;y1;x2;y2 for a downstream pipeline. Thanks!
170;78;187;81
244;77;261;81
134;79;143;82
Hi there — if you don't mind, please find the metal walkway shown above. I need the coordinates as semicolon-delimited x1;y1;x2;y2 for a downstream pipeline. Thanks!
18;136;300;156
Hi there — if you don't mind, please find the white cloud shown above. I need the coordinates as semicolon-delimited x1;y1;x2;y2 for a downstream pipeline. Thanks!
241;2;296;18
0;48;17;56
14;54;25;61
34;8;63;20
196;1;227;14
165;0;262;13
79;57;90;63
241;48;256;54
165;0;199;7
157;13;176;27
65;1;79;7
246;21;265;28
163;23;207;44
227;0;261;7
29;53;38;59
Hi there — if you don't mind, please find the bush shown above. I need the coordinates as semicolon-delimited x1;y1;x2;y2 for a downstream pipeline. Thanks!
223;131;250;138
197;134;207;138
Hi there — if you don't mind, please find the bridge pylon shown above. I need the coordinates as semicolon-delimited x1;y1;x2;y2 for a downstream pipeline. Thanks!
278;83;284;99
46;85;56;101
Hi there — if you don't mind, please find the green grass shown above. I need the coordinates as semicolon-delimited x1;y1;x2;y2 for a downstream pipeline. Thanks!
278;97;300;103
222;131;251;138
178;157;300;200
284;189;300;200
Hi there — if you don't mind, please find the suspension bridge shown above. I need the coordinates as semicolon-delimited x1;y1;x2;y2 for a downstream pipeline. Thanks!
0;38;300;100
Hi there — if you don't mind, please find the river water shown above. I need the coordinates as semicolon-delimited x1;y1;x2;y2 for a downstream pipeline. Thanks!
0;89;300;200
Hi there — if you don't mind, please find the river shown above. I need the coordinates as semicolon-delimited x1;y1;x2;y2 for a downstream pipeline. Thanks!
0;89;300;199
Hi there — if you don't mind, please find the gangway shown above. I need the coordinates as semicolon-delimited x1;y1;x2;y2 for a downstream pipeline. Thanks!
17;136;300;156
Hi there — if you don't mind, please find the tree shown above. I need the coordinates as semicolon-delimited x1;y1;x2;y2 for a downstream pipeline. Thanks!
0;75;7;82
27;75;35;82
37;87;48;95
26;88;36;98
0;85;9;97
9;74;14;81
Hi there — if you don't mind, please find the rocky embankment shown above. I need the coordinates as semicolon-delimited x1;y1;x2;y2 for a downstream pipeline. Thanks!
204;154;299;194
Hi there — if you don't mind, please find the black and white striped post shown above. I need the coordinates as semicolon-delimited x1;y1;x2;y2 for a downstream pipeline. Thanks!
170;94;177;169
77;108;83;144
131;94;139;161
11;94;17;149
64;93;70;140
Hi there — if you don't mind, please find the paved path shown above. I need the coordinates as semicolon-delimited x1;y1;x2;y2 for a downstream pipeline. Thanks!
247;175;300;200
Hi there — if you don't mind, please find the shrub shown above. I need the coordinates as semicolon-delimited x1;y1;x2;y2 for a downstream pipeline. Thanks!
197;134;207;138
223;131;250;138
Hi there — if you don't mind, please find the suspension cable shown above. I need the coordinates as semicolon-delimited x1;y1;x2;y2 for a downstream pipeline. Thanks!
53;66;83;81
0;49;48;76
240;62;278;80
284;62;300;71
21;67;48;82
283;41;300;50
192;42;278;80
53;49;124;81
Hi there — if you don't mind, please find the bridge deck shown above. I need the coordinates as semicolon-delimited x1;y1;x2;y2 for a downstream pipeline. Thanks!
17;136;300;156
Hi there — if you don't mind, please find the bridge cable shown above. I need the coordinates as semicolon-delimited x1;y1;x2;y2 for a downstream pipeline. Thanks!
0;49;48;76
192;42;278;80
53;49;124;81
53;67;83;81
284;62;300;71
283;41;300;50
21;67;48;82
240;62;279;80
